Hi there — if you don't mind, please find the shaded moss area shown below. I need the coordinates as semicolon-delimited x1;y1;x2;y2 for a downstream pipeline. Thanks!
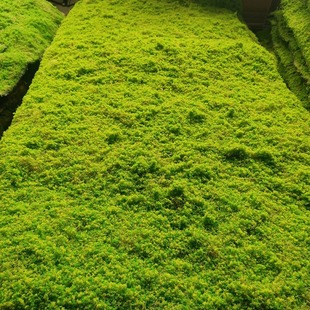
0;0;63;96
0;61;40;138
271;0;310;108
0;0;309;309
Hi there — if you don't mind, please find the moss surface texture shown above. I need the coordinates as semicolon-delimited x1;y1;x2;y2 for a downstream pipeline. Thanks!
0;0;309;308
271;0;310;107
0;0;63;96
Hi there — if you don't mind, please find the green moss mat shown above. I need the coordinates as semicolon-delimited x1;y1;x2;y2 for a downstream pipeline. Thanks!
0;0;63;96
0;0;309;308
195;0;241;11
272;22;310;106
279;0;310;66
271;0;310;106
275;14;310;81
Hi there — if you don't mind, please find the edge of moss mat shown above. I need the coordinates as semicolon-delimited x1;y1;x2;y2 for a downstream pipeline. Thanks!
0;0;63;96
271;0;310;107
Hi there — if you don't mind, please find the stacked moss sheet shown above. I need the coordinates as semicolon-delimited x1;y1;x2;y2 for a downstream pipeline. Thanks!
271;0;310;108
0;0;309;308
0;0;63;96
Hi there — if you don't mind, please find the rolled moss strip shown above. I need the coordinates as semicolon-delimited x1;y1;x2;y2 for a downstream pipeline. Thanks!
272;20;310;105
275;13;310;82
279;0;310;66
271;0;310;106
0;0;309;308
0;0;63;96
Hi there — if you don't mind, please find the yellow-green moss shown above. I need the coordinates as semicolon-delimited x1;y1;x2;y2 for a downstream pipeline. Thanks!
0;0;309;308
271;0;310;107
0;0;63;96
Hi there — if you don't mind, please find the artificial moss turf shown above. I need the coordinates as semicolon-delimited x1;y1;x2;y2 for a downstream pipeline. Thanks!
0;0;309;308
0;0;63;96
271;0;310;107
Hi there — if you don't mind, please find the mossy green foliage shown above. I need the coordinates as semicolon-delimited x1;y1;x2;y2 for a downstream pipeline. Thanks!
196;0;241;11
0;0;63;96
0;0;310;308
271;0;310;107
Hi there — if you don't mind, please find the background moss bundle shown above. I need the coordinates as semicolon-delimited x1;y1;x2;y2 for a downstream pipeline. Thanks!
271;0;310;107
0;0;63;96
0;0;309;308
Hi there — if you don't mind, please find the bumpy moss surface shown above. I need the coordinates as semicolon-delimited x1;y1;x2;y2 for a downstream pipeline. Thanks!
197;0;241;11
271;0;310;107
0;0;309;308
0;0;63;96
